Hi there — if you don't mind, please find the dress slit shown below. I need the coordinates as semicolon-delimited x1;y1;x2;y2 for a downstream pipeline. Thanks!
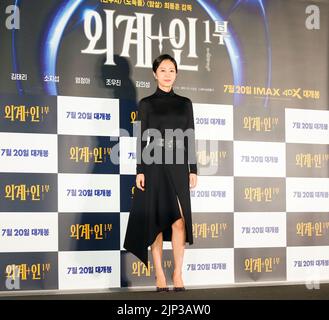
163;165;189;241
175;195;188;242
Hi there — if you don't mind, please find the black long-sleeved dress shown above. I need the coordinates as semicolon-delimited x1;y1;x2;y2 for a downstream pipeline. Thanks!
123;86;198;266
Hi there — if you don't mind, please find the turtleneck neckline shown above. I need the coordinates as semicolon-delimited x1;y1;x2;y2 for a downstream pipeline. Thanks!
155;86;175;96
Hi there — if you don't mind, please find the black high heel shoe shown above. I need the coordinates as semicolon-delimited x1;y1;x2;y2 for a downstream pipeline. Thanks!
173;286;186;292
155;276;169;292
172;273;186;292
156;286;170;292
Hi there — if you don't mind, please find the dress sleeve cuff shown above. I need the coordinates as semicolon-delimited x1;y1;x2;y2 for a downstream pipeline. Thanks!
136;164;144;174
189;164;197;175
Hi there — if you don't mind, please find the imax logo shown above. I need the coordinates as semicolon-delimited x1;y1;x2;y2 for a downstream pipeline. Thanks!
5;5;20;30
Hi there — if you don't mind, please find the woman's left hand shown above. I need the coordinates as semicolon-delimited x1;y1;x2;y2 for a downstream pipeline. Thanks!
189;173;197;189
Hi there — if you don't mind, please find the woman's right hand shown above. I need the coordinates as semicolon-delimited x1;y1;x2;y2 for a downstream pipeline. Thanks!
136;173;145;191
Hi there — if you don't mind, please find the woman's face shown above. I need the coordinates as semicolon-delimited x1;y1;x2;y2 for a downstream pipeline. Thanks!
154;59;177;90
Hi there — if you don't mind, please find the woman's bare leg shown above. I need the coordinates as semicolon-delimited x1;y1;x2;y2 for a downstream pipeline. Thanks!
171;197;186;287
151;232;167;288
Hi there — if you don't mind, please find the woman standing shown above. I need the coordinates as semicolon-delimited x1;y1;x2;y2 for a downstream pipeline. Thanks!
124;54;198;292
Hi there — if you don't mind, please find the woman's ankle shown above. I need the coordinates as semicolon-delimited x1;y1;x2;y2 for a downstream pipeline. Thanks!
155;272;167;287
172;270;184;286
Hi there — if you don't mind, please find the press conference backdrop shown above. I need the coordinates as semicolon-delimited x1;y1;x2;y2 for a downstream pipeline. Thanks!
0;0;328;292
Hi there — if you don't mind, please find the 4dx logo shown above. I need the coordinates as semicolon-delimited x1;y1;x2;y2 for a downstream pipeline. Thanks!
5;5;20;30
